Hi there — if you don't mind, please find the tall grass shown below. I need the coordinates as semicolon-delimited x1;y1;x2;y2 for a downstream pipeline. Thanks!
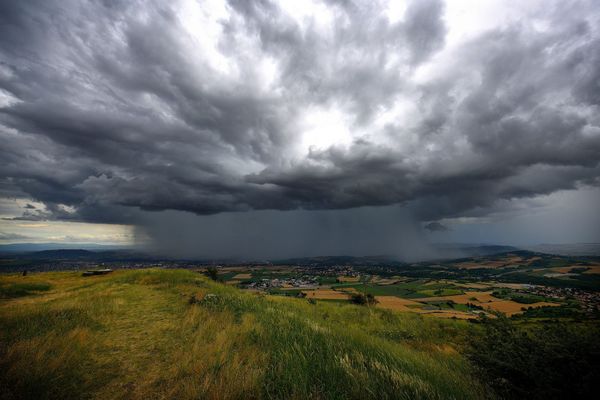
0;282;52;298
0;269;486;399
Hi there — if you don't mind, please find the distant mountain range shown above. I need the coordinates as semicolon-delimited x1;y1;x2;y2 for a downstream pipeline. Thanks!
1;243;599;263
524;243;600;256
0;242;129;253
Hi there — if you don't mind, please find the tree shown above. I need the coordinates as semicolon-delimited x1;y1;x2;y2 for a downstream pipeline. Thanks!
206;266;219;281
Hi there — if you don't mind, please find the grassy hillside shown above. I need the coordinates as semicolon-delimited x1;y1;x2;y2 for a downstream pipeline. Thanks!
0;269;486;399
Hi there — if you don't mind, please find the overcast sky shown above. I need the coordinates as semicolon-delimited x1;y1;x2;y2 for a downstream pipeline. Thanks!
1;0;599;257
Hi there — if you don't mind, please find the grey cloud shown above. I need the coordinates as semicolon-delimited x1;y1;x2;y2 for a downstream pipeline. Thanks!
0;232;31;241
0;0;598;233
424;222;449;232
137;206;436;261
403;0;446;65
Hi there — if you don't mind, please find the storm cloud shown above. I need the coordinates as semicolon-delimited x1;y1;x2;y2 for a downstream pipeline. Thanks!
0;0;599;253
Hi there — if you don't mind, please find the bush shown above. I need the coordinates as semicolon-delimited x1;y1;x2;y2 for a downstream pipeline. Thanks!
350;292;378;305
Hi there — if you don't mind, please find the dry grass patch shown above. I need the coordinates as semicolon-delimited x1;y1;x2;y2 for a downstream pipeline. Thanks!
375;296;423;312
454;261;506;269
372;279;399;286
582;266;600;275
232;273;252;280
504;256;523;264
302;290;351;300
552;266;580;274
337;276;360;283
414;291;500;304
336;287;358;293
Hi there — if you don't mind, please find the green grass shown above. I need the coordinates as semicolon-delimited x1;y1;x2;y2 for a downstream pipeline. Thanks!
491;289;556;304
330;281;463;299
0;282;52;298
317;276;338;285
0;269;488;400
417;289;464;297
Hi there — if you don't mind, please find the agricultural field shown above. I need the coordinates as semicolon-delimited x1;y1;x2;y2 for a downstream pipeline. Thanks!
217;252;600;320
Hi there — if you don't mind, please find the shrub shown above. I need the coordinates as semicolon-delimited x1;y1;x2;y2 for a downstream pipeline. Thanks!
205;266;220;281
350;292;378;305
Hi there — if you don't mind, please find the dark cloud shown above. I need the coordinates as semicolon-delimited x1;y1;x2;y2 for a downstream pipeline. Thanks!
0;0;598;238
137;206;437;261
424;222;449;232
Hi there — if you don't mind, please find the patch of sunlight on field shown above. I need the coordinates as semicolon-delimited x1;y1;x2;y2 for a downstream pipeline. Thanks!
414;291;499;303
375;296;423;312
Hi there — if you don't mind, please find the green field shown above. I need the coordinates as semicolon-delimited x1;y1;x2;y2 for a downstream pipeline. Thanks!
330;280;463;299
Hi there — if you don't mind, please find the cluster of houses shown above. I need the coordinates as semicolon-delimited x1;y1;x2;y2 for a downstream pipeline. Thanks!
243;276;319;291
524;285;600;313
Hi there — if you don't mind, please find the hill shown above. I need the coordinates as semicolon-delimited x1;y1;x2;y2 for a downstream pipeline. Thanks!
0;269;484;399
1;269;598;399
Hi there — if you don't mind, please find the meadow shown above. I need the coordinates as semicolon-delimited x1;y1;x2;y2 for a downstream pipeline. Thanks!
1;269;486;400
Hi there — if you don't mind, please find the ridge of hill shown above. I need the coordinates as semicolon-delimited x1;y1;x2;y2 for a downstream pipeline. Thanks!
0;269;484;399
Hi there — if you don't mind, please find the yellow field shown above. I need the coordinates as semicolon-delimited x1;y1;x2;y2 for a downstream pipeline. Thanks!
414;291;498;304
551;266;578;273
504;256;523;264
423;280;449;286
549;265;600;275
582;266;600;274
233;273;252;280
371;278;398;285
302;290;351;300
337;276;360;283
375;296;423;312
411;290;559;316
454;261;506;269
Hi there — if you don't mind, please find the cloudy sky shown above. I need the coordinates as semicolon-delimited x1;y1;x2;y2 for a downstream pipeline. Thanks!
0;0;599;257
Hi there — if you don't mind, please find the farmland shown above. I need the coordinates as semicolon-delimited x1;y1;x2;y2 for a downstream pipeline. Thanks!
221;251;600;320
